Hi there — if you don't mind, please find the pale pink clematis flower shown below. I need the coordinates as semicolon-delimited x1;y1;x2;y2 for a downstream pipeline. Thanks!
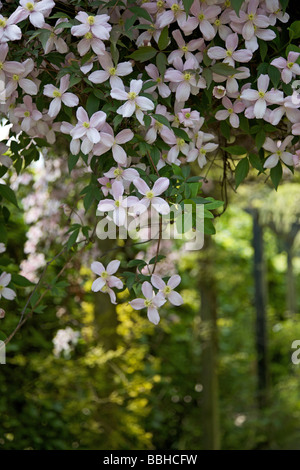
71;12;111;56
156;0;195;34
190;2;221;41
44;74;79;118
168;29;204;65
207;33;252;66
145;64;171;98
0;14;22;42
0;272;16;300
265;0;289;25
5;58;37;97
98;176;113;197
133;177;170;215
10;0;55;28
88;51;132;88
14;95;42;132
263;136;294;168
145;105;173;144
71;107;106;154
229;0;270;41
271;52;300;84
187;132;218;168
213;66;250;94
215;96;245;128
71;12;111;39
42;19;69;54
97;180;139;226
213;85;226;99
151;274;183;306
94;128;134;165
212;9;232;41
104;166;139;185
130;281;166;325
91;259;123;304
111;79;154;124
240;74;284;119
165;57;206;102
177;108;200;128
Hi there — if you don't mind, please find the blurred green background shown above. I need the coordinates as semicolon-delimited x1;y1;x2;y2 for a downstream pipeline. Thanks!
1;169;300;451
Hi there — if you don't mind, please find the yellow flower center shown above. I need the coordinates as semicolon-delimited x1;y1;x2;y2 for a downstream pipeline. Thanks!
26;2;34;11
24;111;30;117
182;45;188;52
83;121;90;128
106;182;112;188
0;62;3;70
177;138;185;147
157;0;164;8
128;91;137;100
53;90;61;97
13;74;19;81
109;67;116;75
184;72;191;81
144;298;152;307
226;50;232;57
114;168;123;177
101;271;109;279
276;150;282;156
0;19;6;27
287;62;294;69
156;77;161;83
198;13;205;21
85;32;93;39
258;91;265;98
115;200;121;207
248;13;255;20
200;148;206;155
146;191;154;199
163;286;172;295
215;19;221;26
171;4;180;12
87;16;95;25
102;284;108;292
185;112;191;118
228;108;233;114
225;0;231;6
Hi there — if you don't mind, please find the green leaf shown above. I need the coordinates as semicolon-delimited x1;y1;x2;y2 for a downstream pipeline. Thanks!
86;93;100;117
129;6;152;22
156;52;167;76
152;113;171;129
220;120;231;140
270;161;282;190
210;63;236;76
0;184;18;208
11;274;34;287
222;145;247;155
171;127;191;141
235;157;249;188
268;64;281;88
289;21;300;40
183;0;194;15
255;129;266;150
68;154;80;173
204;218;216;235
129;46;157;62
149;255;166;265
258;39;268;62
158;26;169;51
67;228;79;250
202;68;213;88
249;153;264;172
232;0;245;16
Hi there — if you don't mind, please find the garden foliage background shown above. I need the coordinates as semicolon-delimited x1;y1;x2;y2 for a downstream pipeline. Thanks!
1;0;300;451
